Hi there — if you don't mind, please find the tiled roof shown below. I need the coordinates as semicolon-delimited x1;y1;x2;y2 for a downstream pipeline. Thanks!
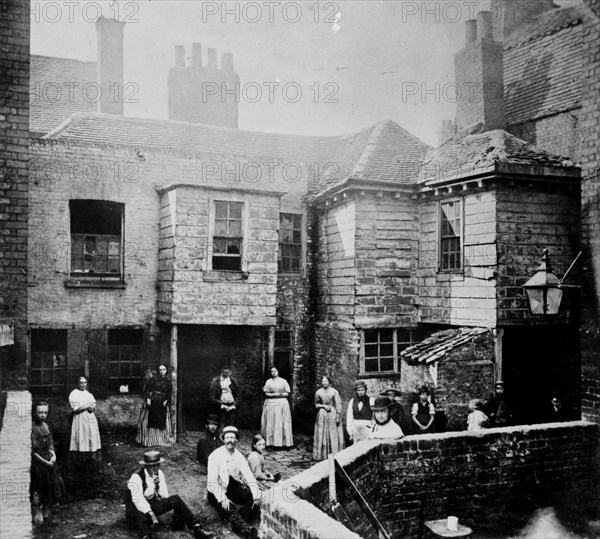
43;113;429;194
504;7;583;126
418;124;576;185
30;55;97;136
400;327;489;364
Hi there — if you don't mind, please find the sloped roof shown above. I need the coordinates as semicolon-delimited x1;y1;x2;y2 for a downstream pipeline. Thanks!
43;113;429;194
504;6;583;126
418;124;576;185
400;327;489;364
30;55;97;136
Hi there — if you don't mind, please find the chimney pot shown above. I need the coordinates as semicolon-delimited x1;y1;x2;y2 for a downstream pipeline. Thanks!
192;43;202;69
222;52;234;73
478;11;495;41
465;20;478;44
207;48;218;69
175;46;185;67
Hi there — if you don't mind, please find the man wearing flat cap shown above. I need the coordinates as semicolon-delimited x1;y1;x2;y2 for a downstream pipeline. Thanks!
206;426;260;539
209;364;241;427
196;414;223;472
126;451;214;539
346;380;375;443
368;396;404;439
380;387;407;432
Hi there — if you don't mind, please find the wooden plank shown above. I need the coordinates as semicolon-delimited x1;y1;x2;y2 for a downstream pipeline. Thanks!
334;458;392;539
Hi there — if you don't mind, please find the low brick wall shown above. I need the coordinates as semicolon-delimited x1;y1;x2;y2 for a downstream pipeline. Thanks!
261;421;599;538
582;375;600;423
0;391;32;539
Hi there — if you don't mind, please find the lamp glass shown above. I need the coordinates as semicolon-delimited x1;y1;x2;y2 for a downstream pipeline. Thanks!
545;287;563;315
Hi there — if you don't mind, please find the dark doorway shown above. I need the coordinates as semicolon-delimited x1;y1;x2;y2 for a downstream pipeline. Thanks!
501;325;580;424
178;325;265;431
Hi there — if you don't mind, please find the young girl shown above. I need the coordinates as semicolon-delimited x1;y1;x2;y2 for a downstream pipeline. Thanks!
247;434;281;490
467;399;489;431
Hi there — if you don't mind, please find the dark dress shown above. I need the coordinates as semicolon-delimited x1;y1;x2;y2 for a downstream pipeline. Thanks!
483;394;512;427
146;375;172;430
31;420;64;505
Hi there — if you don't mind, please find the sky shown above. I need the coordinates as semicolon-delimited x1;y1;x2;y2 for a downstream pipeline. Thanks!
30;0;581;146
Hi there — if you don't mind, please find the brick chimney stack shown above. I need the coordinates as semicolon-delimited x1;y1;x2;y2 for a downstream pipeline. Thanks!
491;0;557;41
96;16;125;116
454;11;505;132
168;43;239;128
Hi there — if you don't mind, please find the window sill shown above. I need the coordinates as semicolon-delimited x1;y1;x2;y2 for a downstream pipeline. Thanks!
203;271;248;282
435;271;464;282
358;372;400;379
65;279;126;289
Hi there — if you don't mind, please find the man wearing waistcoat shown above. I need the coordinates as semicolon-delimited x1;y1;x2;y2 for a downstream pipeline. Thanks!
346;380;375;443
126;451;214;539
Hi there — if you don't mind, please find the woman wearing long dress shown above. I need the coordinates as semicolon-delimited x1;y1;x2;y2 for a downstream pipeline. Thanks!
312;375;345;461
136;363;175;447
261;367;293;448
69;377;101;466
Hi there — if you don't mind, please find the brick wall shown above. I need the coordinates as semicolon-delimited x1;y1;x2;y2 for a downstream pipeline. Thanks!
0;0;29;389
508;111;582;162
0;391;32;539
262;422;600;539
496;182;580;324
419;190;497;326
434;331;495;430
580;0;600;421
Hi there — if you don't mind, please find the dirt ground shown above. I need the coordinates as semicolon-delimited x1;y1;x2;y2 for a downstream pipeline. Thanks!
33;428;316;539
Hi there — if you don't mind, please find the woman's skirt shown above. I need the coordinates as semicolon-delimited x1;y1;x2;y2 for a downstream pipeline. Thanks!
136;402;175;447
261;397;293;447
312;409;344;461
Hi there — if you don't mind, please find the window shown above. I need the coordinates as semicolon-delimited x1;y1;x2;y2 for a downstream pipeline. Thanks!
439;199;462;271
108;329;143;393
213;200;243;271
360;328;415;374
274;329;293;383
278;213;302;273
70;200;124;278
30;329;67;395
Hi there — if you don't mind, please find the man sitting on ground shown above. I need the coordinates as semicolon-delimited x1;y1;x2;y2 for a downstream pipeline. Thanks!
126;450;214;539
206;426;261;539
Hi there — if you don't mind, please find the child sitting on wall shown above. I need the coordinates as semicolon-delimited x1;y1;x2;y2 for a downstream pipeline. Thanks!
467;399;489;431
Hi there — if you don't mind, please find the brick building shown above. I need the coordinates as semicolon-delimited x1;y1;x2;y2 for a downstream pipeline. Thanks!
7;1;595;435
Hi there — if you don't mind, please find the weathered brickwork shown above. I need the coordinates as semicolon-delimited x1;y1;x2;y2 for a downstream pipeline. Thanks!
0;0;29;389
262;423;599;539
508;111;582;162
580;0;600;421
419;190;497;326
0;391;32;539
434;332;495;430
496;183;581;324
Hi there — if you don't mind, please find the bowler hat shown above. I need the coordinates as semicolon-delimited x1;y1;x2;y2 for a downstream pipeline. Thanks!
206;414;220;425
371;396;392;411
219;425;240;441
380;387;401;396
139;450;165;466
353;380;367;390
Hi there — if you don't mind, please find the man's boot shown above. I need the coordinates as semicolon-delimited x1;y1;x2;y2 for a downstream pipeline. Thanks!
193;523;215;538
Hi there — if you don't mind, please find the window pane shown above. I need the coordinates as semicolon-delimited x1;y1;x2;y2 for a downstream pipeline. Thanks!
380;343;394;357
364;329;378;344
365;358;379;372
380;356;394;371
364;344;379;358
380;329;394;343
215;201;228;218
229;202;243;219
214;221;227;236
226;240;241;254
229;221;242;237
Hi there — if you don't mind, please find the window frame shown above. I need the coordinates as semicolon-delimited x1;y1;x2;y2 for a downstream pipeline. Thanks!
359;328;416;375
207;197;249;272
278;212;305;275
438;198;464;273
29;329;68;396
69;200;125;282
107;328;144;394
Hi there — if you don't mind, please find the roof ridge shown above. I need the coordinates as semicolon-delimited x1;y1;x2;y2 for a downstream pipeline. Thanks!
31;53;96;64
349;121;388;179
43;112;86;139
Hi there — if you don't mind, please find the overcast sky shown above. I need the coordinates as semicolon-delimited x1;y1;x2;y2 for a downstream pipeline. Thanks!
30;0;581;146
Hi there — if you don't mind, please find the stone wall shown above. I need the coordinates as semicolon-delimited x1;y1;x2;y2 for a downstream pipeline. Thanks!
0;0;29;389
261;422;600;539
0;391;32;539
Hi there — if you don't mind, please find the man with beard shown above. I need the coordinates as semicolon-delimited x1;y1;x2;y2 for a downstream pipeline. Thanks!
483;381;513;427
206;426;260;539
196;414;223;472
368;396;404;439
346;380;374;443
